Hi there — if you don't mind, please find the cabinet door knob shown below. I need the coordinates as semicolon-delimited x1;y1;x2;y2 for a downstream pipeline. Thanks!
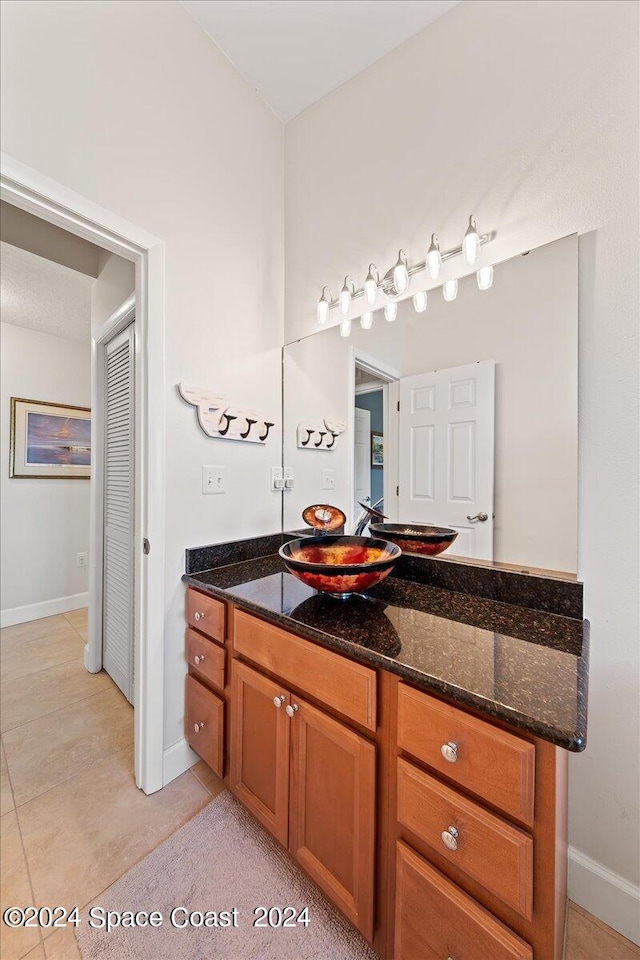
273;695;286;708
194;611;205;621
193;721;205;733
194;654;205;665
440;741;458;763
285;703;299;718
441;826;459;851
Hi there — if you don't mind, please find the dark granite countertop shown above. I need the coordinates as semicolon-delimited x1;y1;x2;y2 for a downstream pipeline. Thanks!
183;553;589;752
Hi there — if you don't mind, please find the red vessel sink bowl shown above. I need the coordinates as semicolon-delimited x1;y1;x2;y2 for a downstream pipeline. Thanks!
279;535;401;598
368;523;458;557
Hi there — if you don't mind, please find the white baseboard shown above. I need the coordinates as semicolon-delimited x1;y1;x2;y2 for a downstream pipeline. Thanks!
569;845;640;945
162;737;199;787
1;592;89;628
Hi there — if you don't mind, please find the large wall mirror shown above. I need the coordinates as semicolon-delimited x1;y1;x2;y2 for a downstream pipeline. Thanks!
283;234;578;575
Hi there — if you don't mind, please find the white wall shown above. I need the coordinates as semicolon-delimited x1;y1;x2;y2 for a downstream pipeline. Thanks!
285;0;640;940
91;249;135;331
0;0;284;758
0;323;91;621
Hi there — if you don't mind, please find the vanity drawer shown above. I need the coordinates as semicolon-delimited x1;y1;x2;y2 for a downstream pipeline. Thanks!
397;758;533;919
186;587;226;644
185;675;224;777
394;841;533;960
186;628;226;692
397;683;535;825
234;610;376;731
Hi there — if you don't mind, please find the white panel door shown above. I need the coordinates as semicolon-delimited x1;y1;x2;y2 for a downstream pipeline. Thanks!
103;324;135;703
398;361;495;559
354;407;371;521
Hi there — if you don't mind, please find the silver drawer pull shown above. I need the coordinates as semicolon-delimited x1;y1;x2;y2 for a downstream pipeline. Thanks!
194;611;205;621
273;695;286;708
440;741;458;763
193;721;205;733
194;654;205;665
285;703;299;718
441;826;459;851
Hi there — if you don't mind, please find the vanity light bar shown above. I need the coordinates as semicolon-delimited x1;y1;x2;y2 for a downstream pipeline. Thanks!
319;223;493;315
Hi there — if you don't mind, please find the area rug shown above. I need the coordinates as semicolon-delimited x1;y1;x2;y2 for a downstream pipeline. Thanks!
77;789;379;960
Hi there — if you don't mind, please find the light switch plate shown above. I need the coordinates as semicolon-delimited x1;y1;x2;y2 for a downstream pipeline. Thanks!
202;465;226;494
321;469;335;490
271;467;284;491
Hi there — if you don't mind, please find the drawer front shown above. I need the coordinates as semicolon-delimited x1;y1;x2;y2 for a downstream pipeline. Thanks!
397;758;533;919
234;610;376;731
185;674;224;777
394;841;533;960
397;683;535;825
186;587;226;644
186;628;225;691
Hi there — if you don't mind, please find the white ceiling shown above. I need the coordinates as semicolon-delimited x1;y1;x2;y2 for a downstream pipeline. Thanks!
181;0;460;121
1;242;93;342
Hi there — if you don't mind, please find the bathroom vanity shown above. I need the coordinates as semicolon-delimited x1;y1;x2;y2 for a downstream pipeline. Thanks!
182;541;588;960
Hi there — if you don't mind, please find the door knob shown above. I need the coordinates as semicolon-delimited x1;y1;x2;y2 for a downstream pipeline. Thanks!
194;654;205;665
285;703;299;718
193;721;205;733
466;512;488;522
440;741;458;763
273;695;286;708
441;826;459;851
194;611;205;621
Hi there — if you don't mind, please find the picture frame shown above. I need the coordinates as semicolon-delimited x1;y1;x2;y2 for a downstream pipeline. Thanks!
9;397;91;479
371;430;383;468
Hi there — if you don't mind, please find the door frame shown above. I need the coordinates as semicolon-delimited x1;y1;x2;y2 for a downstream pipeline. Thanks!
1;152;166;794
350;349;401;527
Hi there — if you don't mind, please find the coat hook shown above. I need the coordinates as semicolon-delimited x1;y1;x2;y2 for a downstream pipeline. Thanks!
240;418;257;439
218;412;237;436
314;431;327;447
326;432;338;449
259;422;275;442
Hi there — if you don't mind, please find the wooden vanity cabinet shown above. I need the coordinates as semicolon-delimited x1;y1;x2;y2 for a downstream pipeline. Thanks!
184;588;569;960
230;657;376;940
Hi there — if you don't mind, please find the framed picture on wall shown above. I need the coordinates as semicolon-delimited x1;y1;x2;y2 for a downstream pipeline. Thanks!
371;430;383;468
9;397;91;479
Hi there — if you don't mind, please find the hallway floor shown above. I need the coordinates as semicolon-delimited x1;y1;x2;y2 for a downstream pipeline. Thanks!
1;611;637;960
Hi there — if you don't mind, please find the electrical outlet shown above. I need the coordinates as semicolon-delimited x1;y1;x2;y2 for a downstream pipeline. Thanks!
202;465;226;495
77;552;88;567
321;469;335;491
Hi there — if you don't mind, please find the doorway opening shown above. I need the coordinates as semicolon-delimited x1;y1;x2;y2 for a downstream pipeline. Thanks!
1;155;165;793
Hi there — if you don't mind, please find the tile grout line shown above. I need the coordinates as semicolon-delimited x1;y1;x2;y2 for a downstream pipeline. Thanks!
0;651;87;688
1;677;116;736
1;739;47;957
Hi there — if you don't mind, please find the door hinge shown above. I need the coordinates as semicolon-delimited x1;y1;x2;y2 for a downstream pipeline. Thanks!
143;538;151;555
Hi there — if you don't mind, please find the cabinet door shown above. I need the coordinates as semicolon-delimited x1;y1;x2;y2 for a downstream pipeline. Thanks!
230;661;290;846
289;696;376;941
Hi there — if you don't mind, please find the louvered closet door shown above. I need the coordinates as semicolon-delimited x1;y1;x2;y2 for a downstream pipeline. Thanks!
103;324;135;704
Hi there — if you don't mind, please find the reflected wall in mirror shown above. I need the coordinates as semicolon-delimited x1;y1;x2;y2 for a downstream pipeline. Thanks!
283;235;578;575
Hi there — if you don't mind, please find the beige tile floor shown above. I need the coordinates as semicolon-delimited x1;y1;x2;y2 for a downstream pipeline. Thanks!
1;610;637;960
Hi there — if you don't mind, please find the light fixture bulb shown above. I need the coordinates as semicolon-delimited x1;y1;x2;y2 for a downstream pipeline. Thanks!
462;215;479;265
340;276;355;315
360;311;373;330
317;286;332;325
384;302;398;322
426;234;441;280
443;279;458;302
413;290;428;313
477;265;494;290
340;318;352;338
364;265;378;306
393;250;409;294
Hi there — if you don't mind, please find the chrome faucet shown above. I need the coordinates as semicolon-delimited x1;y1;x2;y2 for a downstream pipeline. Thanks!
354;498;385;536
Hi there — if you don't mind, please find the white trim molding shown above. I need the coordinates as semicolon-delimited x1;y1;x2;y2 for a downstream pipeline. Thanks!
162;738;199;787
1;152;166;796
569;845;640;945
1;592;89;628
